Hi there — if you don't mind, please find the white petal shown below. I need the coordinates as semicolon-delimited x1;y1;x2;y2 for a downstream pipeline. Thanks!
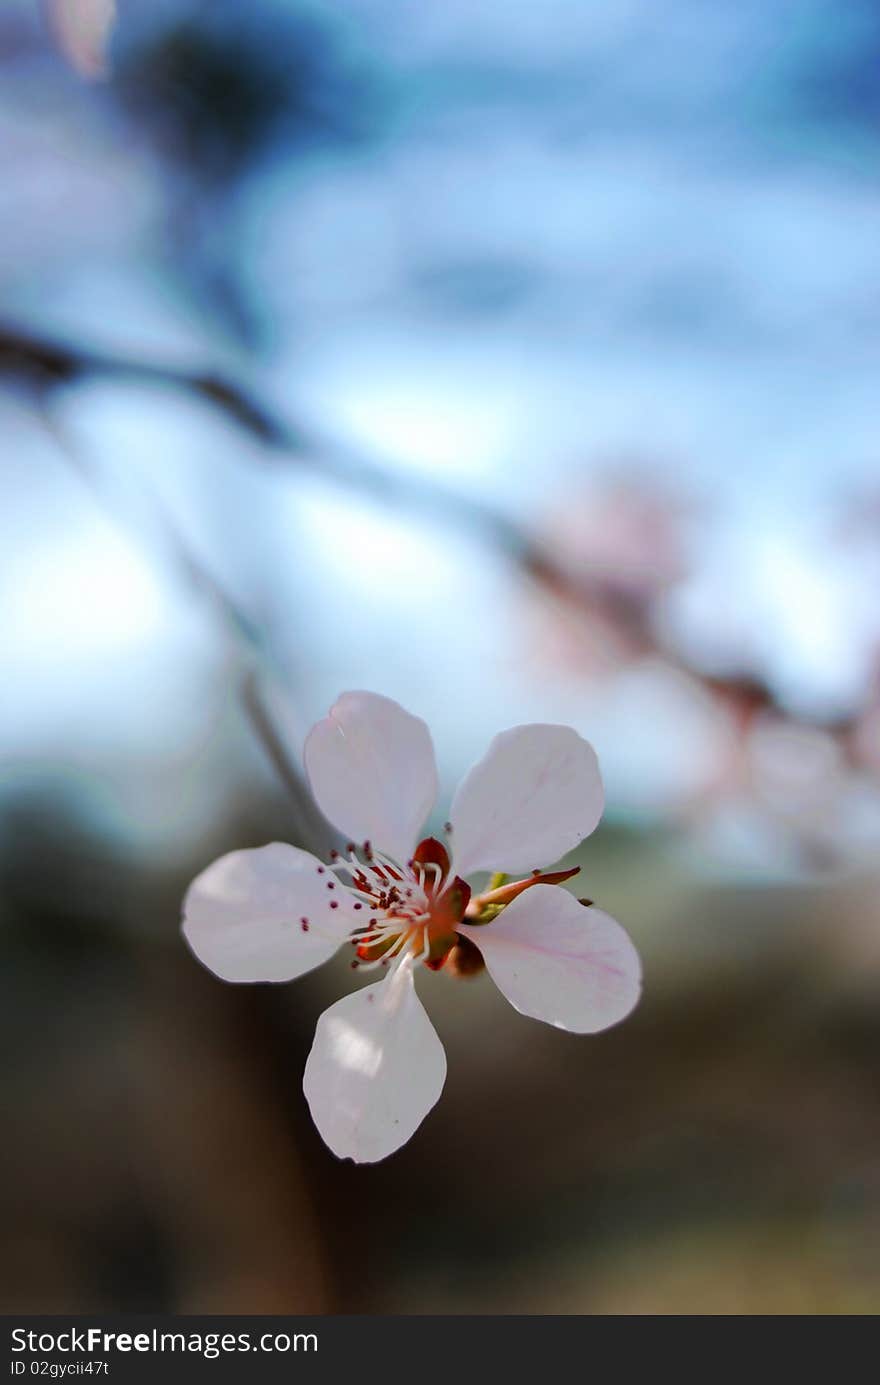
449;724;604;877
182;843;355;983
459;885;641;1033
303;958;446;1162
304;691;437;864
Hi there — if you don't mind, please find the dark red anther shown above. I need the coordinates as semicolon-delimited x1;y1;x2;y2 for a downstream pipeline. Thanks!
347;842;356;854
329;848;339;861
350;959;359;969
444;822;452;833
326;881;335;890
300;919;310;932
353;902;363;911
329;901;339;910
316;866;325;874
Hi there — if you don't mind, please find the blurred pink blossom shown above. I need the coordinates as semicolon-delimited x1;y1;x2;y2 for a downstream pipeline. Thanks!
45;0;117;80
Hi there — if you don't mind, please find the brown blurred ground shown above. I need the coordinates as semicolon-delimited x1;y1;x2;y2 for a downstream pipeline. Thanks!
3;792;878;1315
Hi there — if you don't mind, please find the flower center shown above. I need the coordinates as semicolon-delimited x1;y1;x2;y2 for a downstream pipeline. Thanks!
321;837;471;972
314;840;581;976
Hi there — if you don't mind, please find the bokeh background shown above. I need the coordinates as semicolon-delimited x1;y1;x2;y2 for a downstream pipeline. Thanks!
2;0;880;1314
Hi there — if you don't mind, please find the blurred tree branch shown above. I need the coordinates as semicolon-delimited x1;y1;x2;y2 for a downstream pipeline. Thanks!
2;322;330;848
0;319;550;560
1;319;871;790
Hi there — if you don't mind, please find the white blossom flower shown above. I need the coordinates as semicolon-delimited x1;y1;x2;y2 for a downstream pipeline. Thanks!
183;691;641;1162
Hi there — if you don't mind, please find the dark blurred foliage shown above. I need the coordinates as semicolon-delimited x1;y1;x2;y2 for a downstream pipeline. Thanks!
792;0;880;129
105;1;384;342
113;0;382;186
3;783;880;1311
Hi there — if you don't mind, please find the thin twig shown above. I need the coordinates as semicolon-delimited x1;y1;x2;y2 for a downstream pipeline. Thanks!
1;319;871;753
36;399;327;844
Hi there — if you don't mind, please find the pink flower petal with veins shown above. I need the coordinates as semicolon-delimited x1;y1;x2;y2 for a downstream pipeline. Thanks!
303;957;446;1162
449;724;604;878
304;691;438;865
459;884;640;1033
183;843;356;983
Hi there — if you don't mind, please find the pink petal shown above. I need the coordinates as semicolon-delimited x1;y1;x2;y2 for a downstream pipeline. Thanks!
182;843;355;983
303;958;446;1162
304;691;437;865
449;724;604;877
47;0;116;81
459;885;641;1033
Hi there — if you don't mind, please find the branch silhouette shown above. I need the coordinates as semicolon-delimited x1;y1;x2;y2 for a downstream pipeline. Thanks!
2;319;871;792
